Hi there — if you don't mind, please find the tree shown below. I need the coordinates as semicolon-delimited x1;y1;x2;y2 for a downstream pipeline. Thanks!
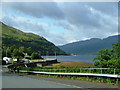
2;45;6;57
27;47;33;55
112;43;120;58
19;47;26;53
6;47;12;57
19;47;26;57
94;43;120;69
31;52;39;59
12;48;20;58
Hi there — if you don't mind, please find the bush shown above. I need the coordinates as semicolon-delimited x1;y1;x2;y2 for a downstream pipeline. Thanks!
94;43;120;69
31;52;39;59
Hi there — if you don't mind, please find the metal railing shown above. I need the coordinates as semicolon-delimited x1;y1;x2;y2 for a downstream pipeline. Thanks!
26;68;120;75
20;68;120;85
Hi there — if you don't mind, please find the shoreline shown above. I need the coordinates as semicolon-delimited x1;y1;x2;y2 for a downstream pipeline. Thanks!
58;60;94;63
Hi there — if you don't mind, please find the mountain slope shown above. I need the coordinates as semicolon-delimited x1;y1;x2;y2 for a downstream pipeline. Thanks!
1;22;67;55
58;35;119;55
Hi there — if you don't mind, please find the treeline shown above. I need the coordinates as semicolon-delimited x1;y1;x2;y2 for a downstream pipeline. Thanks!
2;37;67;56
2;45;43;59
94;43;120;69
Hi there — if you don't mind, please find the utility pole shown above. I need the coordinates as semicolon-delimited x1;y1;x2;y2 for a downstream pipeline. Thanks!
47;51;49;56
55;52;56;59
43;46;44;59
46;51;48;59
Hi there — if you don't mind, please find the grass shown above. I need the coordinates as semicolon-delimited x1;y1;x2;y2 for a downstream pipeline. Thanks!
45;61;94;68
34;73;119;86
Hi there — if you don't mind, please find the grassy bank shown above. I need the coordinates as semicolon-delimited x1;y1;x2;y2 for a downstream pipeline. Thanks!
35;74;119;86
45;61;94;68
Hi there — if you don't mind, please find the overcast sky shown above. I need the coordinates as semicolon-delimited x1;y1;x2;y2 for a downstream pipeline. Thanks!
1;2;118;45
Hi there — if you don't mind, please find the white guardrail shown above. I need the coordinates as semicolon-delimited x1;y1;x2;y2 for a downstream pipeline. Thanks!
32;68;120;74
19;70;120;79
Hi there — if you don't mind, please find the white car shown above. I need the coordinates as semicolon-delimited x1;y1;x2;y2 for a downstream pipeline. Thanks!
3;57;13;64
22;59;30;63
13;58;18;61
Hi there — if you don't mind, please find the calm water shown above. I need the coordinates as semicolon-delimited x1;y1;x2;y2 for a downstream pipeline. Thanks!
43;55;97;63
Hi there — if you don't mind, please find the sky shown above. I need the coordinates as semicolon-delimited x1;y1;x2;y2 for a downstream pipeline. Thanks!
1;1;118;46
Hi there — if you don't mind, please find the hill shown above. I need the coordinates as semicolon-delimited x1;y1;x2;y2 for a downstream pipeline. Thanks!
1;22;67;56
58;35;119;55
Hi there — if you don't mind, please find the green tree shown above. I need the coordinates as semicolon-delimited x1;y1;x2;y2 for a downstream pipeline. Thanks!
112;43;120;58
6;47;12;57
12;48;20;58
19;47;26;53
27;47;33;55
2;45;6;57
31;52;39;59
19;47;26;57
94;43;120;69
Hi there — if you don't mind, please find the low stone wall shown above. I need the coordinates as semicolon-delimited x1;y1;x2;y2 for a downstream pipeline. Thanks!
26;59;58;67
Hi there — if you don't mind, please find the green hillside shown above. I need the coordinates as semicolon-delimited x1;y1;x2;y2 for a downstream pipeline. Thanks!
1;22;67;57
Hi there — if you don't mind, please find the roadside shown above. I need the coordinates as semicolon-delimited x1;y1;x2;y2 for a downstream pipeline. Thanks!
2;66;119;89
24;74;119;88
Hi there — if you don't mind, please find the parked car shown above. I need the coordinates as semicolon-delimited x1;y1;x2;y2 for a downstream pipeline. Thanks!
22;59;30;63
3;57;13;64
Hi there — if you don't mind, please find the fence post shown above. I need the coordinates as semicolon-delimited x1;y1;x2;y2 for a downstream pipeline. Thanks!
101;68;102;74
114;69;115;75
116;78;118;85
89;68;91;73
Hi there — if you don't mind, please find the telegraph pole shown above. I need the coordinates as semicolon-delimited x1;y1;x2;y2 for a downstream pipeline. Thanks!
55;52;56;59
43;46;44;59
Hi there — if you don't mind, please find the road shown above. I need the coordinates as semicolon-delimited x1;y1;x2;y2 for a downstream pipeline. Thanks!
2;72;79;88
1;66;119;89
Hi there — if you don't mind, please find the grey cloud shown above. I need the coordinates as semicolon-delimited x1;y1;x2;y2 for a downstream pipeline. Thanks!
3;2;64;19
60;2;117;29
54;21;73;30
3;2;117;29
56;2;118;41
87;2;118;17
